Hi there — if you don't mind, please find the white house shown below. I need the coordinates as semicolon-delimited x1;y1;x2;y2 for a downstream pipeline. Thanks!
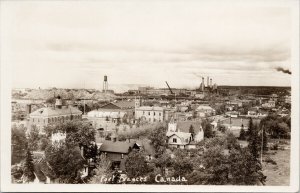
166;121;204;149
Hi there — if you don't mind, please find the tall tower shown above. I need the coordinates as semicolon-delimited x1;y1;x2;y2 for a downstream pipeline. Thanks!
103;75;108;93
210;78;212;87
200;77;205;91
207;76;209;88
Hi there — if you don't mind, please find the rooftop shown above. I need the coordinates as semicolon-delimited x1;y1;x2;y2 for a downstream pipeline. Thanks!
136;106;164;111
30;106;82;117
99;140;135;154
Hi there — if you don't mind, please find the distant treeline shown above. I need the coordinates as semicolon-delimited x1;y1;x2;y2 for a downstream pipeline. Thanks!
218;86;290;96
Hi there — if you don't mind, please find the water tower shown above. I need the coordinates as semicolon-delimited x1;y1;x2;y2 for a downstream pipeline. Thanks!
103;75;108;93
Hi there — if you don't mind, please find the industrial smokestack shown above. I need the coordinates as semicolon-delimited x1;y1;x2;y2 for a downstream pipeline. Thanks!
26;104;32;115
275;67;291;75
207;77;209;87
201;77;205;91
210;78;212;87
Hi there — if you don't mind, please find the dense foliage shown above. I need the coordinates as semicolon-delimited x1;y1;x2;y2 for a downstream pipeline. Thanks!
22;149;35;183
11;125;28;164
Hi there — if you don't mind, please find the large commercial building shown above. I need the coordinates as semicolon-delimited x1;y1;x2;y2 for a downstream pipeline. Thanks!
28;96;82;133
135;106;165;123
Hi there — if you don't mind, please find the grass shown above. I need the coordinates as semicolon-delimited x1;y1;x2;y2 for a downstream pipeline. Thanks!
262;142;290;186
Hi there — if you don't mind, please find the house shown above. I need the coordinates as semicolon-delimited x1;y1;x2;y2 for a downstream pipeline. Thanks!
28;96;82;133
195;105;215;117
98;140;140;171
135;106;165;123
167;132;195;149
166;121;204;149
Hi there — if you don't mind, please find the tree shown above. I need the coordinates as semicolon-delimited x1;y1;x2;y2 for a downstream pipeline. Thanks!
45;145;86;183
11;125;28;164
89;154;112;184
22;149;35;183
201;119;215;138
239;124;247;140
38;137;50;151
226;132;239;150
188;135;266;185
172;149;193;178
28;125;40;151
201;145;230;184
125;150;153;179
229;148;266;185
148;125;168;157
247;121;260;159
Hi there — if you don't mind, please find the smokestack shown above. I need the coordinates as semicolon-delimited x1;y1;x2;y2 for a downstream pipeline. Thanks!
210;78;212;87
201;77;204;91
26;104;32;115
207;77;209;87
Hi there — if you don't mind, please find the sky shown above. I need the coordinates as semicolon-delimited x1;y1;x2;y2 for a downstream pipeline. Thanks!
1;0;294;92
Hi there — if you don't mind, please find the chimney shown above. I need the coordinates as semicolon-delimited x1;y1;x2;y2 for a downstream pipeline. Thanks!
210;78;212;87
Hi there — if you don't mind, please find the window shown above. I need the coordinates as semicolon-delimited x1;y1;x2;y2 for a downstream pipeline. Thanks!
159;113;161;116
143;111;145;115
148;112;150;116
154;112;156;116
173;138;177;143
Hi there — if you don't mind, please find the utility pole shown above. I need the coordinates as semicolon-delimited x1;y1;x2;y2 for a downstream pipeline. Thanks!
261;125;264;164
83;81;86;115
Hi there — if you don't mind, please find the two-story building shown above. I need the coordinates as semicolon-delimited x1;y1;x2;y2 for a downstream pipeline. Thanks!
135;106;165;123
28;96;82;133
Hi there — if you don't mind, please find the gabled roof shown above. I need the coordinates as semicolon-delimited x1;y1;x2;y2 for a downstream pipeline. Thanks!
176;121;202;133
99;140;135;154
100;101;135;110
30;106;82;117
134;139;155;155
167;131;192;145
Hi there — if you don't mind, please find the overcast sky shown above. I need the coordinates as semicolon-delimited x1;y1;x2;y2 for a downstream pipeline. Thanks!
1;1;294;92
